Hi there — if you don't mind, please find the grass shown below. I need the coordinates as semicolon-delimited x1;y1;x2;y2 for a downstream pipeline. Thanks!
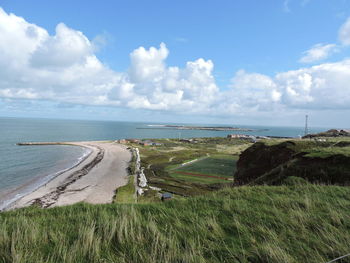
114;175;135;204
137;189;161;203
168;155;237;184
168;172;229;184
113;147;136;204
305;146;350;158
175;155;237;177
1;185;350;262
261;137;350;158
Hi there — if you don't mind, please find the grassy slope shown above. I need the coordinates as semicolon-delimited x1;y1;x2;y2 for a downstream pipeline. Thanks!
262;137;350;158
1;185;350;263
114;175;135;204
168;172;228;184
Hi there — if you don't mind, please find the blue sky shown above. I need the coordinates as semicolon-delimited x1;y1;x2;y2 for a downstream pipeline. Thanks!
0;0;350;127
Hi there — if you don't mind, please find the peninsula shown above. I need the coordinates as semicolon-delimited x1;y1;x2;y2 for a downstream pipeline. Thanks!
138;124;268;132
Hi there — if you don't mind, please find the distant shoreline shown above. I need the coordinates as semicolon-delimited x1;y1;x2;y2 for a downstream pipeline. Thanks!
141;124;269;132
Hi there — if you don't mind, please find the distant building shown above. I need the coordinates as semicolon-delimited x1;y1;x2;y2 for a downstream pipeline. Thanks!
161;192;172;201
139;140;162;146
180;138;198;144
139;140;153;146
227;134;260;143
227;134;251;139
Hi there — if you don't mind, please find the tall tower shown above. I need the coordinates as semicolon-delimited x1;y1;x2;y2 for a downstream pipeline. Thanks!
304;115;309;136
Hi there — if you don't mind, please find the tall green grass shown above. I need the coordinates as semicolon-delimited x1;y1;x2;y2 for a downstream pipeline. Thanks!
1;185;350;262
113;175;135;204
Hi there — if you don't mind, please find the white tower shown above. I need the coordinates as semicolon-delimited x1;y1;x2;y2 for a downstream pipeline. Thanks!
304;115;309;136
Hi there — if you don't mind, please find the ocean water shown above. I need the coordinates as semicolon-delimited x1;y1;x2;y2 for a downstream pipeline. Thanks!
0;117;326;209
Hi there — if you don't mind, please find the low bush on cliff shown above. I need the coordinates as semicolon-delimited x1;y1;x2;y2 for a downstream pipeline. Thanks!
1;185;350;263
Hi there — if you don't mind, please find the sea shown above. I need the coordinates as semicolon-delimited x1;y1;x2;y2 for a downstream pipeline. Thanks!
0;117;327;210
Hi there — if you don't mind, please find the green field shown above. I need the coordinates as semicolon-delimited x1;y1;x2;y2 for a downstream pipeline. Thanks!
175;155;237;176
168;155;237;183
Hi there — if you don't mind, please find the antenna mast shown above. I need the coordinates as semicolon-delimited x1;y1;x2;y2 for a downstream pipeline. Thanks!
304;115;309;136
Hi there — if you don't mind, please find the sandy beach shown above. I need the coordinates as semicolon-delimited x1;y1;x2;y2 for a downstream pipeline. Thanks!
9;141;132;209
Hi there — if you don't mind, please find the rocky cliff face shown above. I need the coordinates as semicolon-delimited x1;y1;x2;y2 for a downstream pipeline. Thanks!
233;141;296;185
234;140;350;186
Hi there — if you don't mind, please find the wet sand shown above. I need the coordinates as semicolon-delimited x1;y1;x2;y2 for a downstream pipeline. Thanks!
9;141;131;209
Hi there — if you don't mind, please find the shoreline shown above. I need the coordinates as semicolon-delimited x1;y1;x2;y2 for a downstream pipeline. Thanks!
4;141;132;211
0;145;92;211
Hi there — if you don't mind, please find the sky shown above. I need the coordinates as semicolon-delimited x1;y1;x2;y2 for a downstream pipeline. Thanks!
0;0;350;127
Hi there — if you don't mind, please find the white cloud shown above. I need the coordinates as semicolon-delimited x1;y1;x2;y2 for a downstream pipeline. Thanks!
0;7;350;120
30;23;93;69
0;7;122;106
227;70;280;110
216;59;350;115
0;7;220;113
299;43;338;63
129;43;168;86
276;60;350;109
339;17;350;46
111;44;219;112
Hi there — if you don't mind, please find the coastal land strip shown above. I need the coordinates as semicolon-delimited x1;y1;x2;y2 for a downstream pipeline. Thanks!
8;141;131;210
138;124;269;132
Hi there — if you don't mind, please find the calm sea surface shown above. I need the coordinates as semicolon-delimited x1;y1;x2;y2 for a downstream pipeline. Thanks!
0;117;326;209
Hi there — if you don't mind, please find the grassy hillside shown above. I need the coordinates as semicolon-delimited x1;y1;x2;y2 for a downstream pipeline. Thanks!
1;185;350;263
113;175;135;204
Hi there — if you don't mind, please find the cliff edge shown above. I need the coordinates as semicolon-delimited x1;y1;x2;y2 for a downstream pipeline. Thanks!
234;139;350;186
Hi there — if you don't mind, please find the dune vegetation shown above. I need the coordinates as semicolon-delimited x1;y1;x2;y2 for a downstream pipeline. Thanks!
1;184;350;263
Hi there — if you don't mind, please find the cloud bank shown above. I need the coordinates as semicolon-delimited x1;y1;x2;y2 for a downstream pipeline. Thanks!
0;8;350;119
